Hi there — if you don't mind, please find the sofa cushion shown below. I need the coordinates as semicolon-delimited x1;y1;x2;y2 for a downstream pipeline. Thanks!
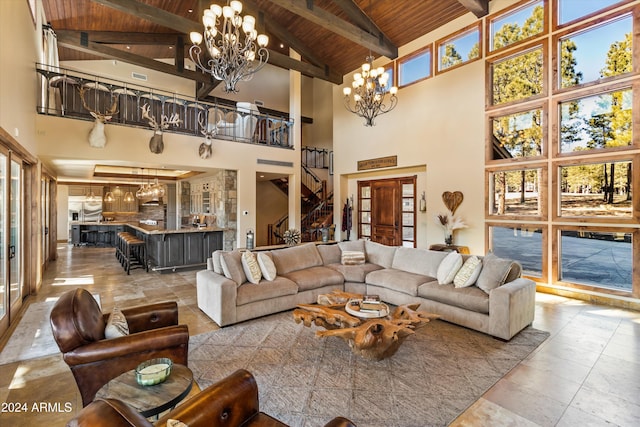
417;281;489;314
341;251;365;265
236;276;298;305
257;252;277;281
241;251;262;284
476;253;514;294
104;307;129;339
437;252;463;284
281;266;344;291
212;250;226;274
365;268;432;296
453;256;482;288
270;243;322;274
317;244;341;265
326;262;383;283
391;247;448;277
220;251;247;286
338;240;365;253
364;240;397;268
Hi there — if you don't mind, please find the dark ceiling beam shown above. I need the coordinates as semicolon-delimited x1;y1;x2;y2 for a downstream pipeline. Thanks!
242;0;326;69
89;0;342;84
62;31;180;44
457;0;489;18
90;0;197;34
267;0;397;59
56;31;218;86
330;0;396;57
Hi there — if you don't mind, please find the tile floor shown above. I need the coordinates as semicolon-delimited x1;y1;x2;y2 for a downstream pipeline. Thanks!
0;244;639;426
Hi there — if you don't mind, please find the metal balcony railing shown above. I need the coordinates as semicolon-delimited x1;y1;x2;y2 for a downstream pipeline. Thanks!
36;64;294;148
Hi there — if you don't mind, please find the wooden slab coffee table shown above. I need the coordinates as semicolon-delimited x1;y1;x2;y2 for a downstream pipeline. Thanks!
293;291;439;360
95;363;193;418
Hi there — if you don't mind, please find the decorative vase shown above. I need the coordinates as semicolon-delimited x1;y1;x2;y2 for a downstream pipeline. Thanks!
444;231;453;246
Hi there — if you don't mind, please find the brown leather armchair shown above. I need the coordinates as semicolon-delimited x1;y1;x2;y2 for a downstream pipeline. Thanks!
68;369;356;427
50;288;189;407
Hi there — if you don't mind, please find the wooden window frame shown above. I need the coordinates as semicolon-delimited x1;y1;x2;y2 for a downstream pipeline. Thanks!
397;45;432;89
486;221;548;281
486;39;549;109
486;0;549;55
486;101;549;164
485;163;548;222
552;81;639;159
551;153;639;224
551;5;639;95
435;22;483;76
553;0;632;30
551;224;639;298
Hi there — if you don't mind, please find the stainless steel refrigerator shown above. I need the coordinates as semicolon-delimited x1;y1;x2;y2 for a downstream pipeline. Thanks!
68;196;102;222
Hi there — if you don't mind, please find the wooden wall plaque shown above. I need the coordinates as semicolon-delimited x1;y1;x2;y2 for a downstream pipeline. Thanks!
357;155;397;171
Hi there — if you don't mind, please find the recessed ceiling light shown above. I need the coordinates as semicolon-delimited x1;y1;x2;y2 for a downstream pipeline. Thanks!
280;43;284;49
169;46;173;49
126;45;131;49
188;8;193;13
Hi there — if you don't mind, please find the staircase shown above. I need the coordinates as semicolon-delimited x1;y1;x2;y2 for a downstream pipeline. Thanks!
267;148;334;244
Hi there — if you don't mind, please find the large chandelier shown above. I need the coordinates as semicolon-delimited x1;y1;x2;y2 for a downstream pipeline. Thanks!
343;55;398;126
189;1;269;93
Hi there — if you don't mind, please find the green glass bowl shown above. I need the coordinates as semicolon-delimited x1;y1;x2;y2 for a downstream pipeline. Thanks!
135;358;172;386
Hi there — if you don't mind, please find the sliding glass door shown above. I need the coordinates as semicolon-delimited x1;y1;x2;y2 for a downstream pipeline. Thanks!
9;158;22;317
0;150;6;334
0;148;24;337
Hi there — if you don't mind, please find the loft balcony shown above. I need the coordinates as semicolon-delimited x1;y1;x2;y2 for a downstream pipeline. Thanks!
35;64;293;149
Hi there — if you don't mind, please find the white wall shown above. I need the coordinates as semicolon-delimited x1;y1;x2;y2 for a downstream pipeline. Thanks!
0;0;40;154
332;10;487;252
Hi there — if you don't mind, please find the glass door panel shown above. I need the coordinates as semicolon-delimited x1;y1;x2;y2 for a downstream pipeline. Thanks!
9;159;21;310
0;152;6;327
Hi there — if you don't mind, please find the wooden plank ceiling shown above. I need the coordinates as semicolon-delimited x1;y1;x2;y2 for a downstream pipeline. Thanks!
42;0;489;89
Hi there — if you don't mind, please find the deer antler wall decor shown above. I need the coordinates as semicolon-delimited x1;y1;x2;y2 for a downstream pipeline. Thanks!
78;86;118;148
141;103;182;154
197;111;217;159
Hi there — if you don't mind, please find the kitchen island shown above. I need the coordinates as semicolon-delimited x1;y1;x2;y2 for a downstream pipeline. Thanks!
70;222;226;273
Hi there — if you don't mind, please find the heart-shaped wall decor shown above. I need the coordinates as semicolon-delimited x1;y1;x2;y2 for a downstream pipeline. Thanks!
442;191;463;214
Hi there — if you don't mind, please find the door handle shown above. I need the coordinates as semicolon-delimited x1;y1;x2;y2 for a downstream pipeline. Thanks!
9;245;15;259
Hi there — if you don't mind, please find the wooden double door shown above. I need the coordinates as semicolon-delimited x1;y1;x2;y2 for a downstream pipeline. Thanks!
358;176;416;247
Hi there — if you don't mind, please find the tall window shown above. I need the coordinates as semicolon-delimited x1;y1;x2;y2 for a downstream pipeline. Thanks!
486;0;639;298
436;23;482;74
398;47;431;87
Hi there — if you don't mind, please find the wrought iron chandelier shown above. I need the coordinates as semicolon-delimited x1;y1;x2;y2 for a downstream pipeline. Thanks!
189;1;269;93
343;55;398;126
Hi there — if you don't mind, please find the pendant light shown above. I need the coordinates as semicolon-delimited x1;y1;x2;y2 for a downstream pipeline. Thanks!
86;182;96;202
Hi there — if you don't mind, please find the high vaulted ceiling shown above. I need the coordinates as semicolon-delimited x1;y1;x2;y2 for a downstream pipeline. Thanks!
43;0;489;96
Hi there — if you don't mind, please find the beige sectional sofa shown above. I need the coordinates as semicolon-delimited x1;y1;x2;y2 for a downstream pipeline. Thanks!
196;240;536;340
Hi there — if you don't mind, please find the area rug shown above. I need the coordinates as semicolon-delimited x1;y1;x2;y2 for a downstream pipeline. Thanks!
0;295;100;366
189;312;549;427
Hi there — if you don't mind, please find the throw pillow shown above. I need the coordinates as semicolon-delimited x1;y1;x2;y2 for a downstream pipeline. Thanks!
241;251;262;284
341;250;365;265
436;251;463;284
257;252;277;281
476;252;514;294
212;250;226;274
220;251;247;286
104;307;129;339
453;256;482;288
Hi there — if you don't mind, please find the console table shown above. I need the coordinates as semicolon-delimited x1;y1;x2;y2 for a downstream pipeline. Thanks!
429;244;470;254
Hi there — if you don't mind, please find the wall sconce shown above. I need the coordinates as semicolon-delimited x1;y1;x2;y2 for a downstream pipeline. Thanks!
419;192;427;212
